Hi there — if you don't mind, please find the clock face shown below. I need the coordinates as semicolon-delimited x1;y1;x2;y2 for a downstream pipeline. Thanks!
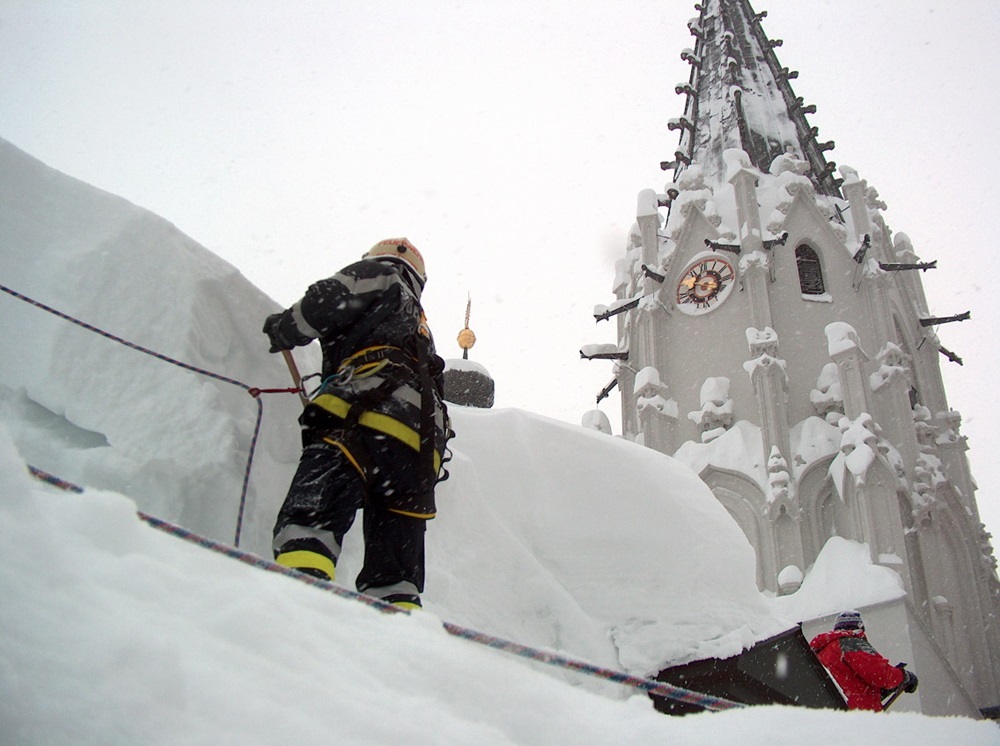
675;256;736;313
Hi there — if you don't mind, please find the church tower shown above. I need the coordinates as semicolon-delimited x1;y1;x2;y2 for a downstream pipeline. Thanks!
588;0;1000;716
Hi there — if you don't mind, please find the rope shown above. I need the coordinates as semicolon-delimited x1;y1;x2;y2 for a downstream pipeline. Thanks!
138;512;405;614
149;515;745;711
1;282;301;546
25;464;744;713
26;464;398;609
28;465;85;493
440;623;744;711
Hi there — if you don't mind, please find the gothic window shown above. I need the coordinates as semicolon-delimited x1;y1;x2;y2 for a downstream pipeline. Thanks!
795;244;825;295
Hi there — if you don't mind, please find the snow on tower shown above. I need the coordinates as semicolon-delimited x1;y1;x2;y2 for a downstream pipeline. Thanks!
585;0;1000;717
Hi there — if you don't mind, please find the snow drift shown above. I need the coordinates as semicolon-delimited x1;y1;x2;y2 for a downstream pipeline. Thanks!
2;136;995;743
0;136;783;675
4;432;996;745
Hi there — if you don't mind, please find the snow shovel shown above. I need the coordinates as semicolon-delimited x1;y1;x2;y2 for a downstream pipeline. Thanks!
281;349;310;408
881;686;904;711
881;663;911;712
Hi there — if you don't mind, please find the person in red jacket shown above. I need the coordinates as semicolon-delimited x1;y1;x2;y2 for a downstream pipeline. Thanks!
810;610;918;711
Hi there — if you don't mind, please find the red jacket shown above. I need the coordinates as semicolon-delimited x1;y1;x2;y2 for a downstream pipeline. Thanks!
810;629;905;711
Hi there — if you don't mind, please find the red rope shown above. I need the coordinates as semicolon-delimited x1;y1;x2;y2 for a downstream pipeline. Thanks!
248;386;303;398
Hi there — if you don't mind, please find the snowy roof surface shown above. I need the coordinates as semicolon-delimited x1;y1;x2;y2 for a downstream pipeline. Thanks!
0;136;964;742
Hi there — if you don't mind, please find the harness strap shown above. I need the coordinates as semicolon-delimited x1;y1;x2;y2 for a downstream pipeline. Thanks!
311;393;443;473
339;345;417;376
324;431;437;519
330;345;418;430
416;339;437;487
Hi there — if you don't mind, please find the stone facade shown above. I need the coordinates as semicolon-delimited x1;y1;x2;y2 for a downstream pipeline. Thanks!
597;0;1000;716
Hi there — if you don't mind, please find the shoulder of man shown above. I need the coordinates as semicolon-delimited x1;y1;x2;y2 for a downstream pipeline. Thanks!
319;258;404;298
342;258;395;276
331;258;398;284
809;630;844;651
839;633;879;656
297;259;403;331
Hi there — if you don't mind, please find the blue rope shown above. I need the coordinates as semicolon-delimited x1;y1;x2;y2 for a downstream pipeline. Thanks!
1;282;296;546
25;463;745;714
440;622;745;711
28;465;85;493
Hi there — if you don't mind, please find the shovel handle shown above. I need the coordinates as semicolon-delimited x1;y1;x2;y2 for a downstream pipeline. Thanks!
281;349;310;408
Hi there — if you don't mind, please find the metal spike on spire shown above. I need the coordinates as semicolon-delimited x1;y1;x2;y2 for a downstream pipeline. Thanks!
667;0;841;196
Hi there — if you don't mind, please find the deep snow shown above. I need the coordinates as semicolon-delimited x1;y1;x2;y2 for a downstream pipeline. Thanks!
1;138;997;743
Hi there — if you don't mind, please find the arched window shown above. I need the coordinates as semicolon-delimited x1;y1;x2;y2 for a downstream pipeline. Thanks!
795;244;825;295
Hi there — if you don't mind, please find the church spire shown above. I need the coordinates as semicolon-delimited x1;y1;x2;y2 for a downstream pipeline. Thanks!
668;0;840;196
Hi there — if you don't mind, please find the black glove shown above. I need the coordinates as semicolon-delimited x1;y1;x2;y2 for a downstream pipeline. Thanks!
262;312;298;353
901;669;919;693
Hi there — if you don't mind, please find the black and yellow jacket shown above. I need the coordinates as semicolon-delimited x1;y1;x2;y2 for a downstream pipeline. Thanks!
267;257;451;500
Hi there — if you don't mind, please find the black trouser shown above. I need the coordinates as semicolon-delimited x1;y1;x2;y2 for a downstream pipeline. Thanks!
272;429;427;604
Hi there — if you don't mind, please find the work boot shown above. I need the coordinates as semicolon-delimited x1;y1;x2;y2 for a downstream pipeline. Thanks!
383;592;422;611
275;548;336;582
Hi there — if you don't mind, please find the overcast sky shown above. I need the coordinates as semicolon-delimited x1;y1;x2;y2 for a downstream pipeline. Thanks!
3;0;999;547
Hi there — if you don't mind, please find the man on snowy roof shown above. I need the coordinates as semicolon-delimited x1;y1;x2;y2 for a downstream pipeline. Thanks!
262;238;452;610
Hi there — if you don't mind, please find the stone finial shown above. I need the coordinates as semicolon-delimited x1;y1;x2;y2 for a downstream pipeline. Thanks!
457;295;476;360
443;294;494;408
688;376;734;442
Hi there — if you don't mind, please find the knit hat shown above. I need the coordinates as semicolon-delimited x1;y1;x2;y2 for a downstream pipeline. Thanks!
834;610;864;631
365;238;426;286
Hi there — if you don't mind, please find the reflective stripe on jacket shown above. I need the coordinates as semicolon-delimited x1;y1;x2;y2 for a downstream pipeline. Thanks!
273;257;450;459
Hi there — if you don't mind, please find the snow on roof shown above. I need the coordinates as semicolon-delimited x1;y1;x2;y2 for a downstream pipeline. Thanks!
633;365;662;393
825;321;863;358
1;135;925;737
0;136;793;683
674;419;768;492
444;357;491;376
771;536;906;622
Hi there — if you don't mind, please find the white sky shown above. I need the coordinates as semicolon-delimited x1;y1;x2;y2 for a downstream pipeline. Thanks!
2;1;999;550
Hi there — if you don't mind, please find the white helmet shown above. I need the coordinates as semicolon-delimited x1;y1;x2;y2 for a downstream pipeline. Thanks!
365;238;426;286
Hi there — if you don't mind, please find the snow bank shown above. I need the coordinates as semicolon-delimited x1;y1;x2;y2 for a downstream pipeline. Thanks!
2;135;783;675
428;406;784;675
2;138;996;744
771;537;906;623
0;137;315;550
2;428;995;746
0;427;680;745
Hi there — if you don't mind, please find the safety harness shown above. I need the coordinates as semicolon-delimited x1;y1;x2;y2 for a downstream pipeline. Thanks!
309;345;444;474
296;265;451;522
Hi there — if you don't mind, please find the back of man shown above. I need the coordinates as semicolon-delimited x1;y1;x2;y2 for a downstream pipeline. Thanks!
263;238;451;609
809;611;914;711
